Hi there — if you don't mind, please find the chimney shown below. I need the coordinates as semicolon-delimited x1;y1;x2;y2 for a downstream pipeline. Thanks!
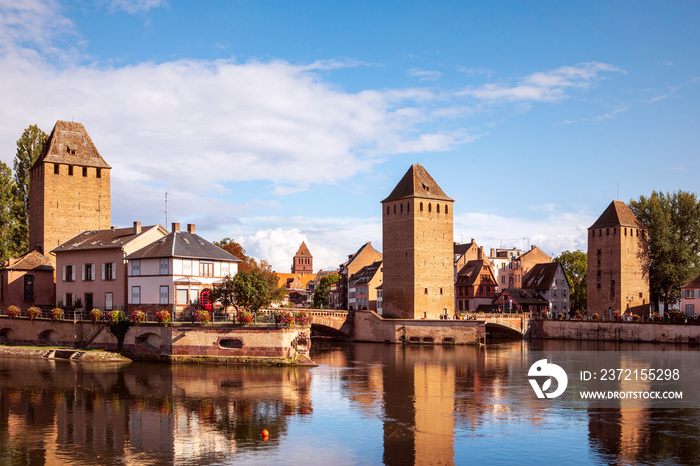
187;224;195;233
172;223;180;232
133;221;142;235
490;248;495;258
531;245;536;250
478;246;484;260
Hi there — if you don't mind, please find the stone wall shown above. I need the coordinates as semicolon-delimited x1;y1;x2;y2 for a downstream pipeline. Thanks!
0;317;310;363
353;310;484;344
535;320;700;344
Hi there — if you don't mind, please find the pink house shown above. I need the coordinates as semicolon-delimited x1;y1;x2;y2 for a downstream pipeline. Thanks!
0;251;55;311
680;273;700;317
52;222;168;312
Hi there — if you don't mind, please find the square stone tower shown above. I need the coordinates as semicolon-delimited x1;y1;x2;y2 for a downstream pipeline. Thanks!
381;164;454;319
291;241;313;274
29;121;111;260
587;200;649;315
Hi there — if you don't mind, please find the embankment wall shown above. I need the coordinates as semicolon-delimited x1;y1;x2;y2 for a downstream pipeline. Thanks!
353;310;485;344
534;320;700;344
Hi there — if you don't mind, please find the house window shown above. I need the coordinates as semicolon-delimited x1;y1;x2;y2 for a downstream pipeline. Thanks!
54;164;60;174
82;166;88;177
103;262;116;280
685;304;695;316
132;286;141;305
63;265;75;282
177;288;189;305
160;258;169;275
23;275;34;301
686;290;695;299
221;262;230;277
200;261;213;277
83;264;95;281
68;165;73;176
105;292;113;310
183;259;192;275
160;286;169;305
131;260;140;276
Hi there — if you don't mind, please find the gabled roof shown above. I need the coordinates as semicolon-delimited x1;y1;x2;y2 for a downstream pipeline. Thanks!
522;262;566;290
382;164;453;203
341;242;382;269
31;120;111;170
0;250;53;272
125;231;242;261
294;241;312;258
52;225;164;253
589;200;644;229
351;260;383;285
454;241;478;258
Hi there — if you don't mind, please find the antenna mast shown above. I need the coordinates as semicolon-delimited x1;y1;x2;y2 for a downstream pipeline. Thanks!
165;192;170;227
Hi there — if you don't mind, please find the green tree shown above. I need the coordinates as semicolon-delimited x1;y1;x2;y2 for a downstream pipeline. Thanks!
11;124;47;254
553;250;587;312
0;161;16;262
629;190;700;311
313;273;339;308
232;268;279;313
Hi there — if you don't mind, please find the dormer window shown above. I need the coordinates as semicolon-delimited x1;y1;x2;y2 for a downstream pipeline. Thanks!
67;145;77;155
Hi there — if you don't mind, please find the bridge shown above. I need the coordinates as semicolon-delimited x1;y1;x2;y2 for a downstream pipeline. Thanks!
465;312;531;337
258;309;353;338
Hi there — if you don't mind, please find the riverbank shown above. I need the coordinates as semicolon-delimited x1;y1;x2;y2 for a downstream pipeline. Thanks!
0;345;131;362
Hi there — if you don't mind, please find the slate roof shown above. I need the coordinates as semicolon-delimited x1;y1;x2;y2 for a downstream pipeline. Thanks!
0;251;53;272
31;120;111;170
351;260;383;285
454;241;478;258
500;288;548;306
294;241;312;258
125;231;242;262
52;226;162;253
382;164;453;203
522;262;561;290
589;200;644;229
456;260;493;286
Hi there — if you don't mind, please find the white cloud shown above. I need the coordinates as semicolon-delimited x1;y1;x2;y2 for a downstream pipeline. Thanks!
458;62;623;103
561;106;630;125
102;0;167;14
407;68;442;81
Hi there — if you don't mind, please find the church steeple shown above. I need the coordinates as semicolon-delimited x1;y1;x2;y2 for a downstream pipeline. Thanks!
291;241;313;274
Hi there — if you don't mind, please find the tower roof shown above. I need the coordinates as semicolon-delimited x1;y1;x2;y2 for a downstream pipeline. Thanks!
295;241;312;257
589;201;644;229
32;120;111;170
382;164;453;203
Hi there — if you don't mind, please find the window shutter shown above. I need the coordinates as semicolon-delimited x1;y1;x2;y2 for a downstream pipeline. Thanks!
71;267;76;281
81;264;85;281
91;265;96;281
112;263;117;279
102;263;105;280
62;266;66;282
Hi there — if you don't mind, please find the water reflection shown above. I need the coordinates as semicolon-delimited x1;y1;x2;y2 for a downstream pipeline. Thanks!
0;341;697;465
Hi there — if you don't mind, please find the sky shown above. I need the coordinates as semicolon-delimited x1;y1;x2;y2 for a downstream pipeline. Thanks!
1;0;699;272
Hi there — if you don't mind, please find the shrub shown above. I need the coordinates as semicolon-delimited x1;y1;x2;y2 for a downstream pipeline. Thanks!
7;305;20;319
632;314;641;322
131;310;146;325
194;310;211;325
156;309;172;326
237;311;254;324
592;313;600;321
90;308;103;323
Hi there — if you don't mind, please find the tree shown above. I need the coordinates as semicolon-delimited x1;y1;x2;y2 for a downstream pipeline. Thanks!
11;124;47;254
629;190;700;311
214;237;252;272
553;250;587;312
313;273;339;308
232;267;284;313
0;161;16;262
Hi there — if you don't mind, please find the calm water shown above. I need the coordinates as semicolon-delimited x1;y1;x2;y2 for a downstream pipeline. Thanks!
0;340;698;465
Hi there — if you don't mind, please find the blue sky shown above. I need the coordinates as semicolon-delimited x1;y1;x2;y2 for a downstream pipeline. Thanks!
1;0;698;271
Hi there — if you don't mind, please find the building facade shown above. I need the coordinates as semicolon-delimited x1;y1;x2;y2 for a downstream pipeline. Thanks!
29;121;111;260
679;273;700;317
587;200;650;316
291;241;313;275
0;251;55;310
381;164;454;320
496;246;551;290
455;259;497;313
335;242;383;310
521;262;572;318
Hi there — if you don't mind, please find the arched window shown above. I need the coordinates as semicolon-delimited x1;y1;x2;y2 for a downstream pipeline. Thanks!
420;202;423;212
386;206;390;215
393;204;396;214
400;204;403;214
445;205;448;214
437;204;440;214
428;203;432;213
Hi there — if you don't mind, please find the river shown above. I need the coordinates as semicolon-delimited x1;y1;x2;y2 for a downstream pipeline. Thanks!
0;340;698;465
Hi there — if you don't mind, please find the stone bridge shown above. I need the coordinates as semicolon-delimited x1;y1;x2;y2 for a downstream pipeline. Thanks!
260;309;353;338
465;312;531;337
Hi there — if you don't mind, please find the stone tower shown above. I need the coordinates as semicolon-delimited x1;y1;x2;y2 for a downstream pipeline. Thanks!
381;164;454;319
587;200;649;315
291;241;313;274
29;121;111;260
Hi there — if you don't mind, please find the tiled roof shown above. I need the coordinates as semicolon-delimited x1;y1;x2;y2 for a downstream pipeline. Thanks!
681;272;700;289
0;251;53;272
277;273;316;289
125;231;242;261
522;262;560;290
456;260;491;286
590;200;644;229
295;241;312;257
31;120;111;170
454;241;477;257
501;288;548;306
351;260;383;285
52;225;162;252
382;164;453;203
